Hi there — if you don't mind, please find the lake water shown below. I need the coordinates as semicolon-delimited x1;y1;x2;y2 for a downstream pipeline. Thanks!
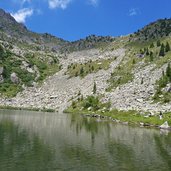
0;110;171;171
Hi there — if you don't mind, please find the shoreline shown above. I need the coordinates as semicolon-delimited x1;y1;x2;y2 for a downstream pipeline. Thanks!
64;108;171;130
0;105;56;113
0;105;171;130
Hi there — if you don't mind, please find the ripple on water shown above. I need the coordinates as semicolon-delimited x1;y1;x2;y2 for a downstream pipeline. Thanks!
0;110;171;171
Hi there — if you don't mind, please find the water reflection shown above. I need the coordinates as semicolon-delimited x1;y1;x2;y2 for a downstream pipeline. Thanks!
0;110;171;171
0;119;55;171
154;135;171;170
70;114;111;146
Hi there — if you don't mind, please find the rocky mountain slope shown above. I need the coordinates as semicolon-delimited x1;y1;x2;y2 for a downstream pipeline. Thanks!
132;18;171;41
0;9;68;49
0;8;171;113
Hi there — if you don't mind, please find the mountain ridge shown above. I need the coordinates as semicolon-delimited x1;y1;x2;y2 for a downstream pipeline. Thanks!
1;8;171;115
133;18;171;42
0;8;116;52
1;8;171;51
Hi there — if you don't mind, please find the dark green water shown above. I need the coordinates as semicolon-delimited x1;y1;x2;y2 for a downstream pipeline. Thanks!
0;110;171;171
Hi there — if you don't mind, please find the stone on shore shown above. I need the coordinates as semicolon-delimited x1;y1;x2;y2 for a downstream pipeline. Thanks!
159;121;170;129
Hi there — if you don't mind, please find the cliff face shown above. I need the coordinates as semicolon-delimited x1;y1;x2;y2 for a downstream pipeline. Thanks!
0;8;171;113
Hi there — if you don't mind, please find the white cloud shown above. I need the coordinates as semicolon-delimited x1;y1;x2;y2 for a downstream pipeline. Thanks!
11;8;33;23
12;0;32;5
88;0;99;7
22;0;32;4
48;0;72;9
129;8;140;16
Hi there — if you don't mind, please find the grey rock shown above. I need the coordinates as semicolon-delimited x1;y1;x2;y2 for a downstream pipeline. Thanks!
0;75;4;83
160;121;170;129
0;67;3;74
10;72;20;84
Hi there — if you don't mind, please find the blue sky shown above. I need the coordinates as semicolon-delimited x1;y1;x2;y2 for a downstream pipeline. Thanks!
0;0;171;41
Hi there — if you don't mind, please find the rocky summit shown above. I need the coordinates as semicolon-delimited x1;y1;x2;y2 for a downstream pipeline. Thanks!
0;8;171;113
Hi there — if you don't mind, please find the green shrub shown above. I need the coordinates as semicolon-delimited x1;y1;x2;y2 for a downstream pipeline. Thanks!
83;96;100;111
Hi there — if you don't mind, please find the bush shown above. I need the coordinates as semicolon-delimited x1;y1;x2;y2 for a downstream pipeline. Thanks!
72;101;77;109
37;62;47;70
83;96;100;111
0;44;5;60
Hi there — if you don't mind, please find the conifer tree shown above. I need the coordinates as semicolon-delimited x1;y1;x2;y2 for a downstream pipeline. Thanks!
146;47;149;55
150;51;153;61
150;43;154;48
165;42;170;52
80;67;84;76
159;43;165;56
157;40;161;47
93;82;96;94
166;63;171;78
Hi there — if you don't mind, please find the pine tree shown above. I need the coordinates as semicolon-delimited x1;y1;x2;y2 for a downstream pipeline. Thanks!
162;70;165;77
166;63;171;78
157;40;161;47
81;95;84;101
80;67;84;76
78;90;81;96
146;48;149;55
159;43;165;57
132;59;135;64
71;101;76;109
140;49;143;54
150;43;154;48
141;78;144;84
93;82;96;94
165;42;170;52
150;51;153;61
75;71;78;77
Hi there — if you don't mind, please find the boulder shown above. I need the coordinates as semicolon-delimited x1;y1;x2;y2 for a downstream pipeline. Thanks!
48;57;54;65
160;121;170;129
21;61;34;73
10;72;20;84
0;75;4;83
0;67;3;74
88;107;92;111
27;67;34;73
22;61;29;68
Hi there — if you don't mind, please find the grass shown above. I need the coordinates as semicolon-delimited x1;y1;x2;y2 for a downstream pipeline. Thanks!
65;107;171;127
127;37;171;104
106;56;135;91
66;58;114;78
152;70;171;103
103;110;171;126
154;51;171;67
0;105;56;113
0;84;22;97
65;95;171;127
0;44;61;97
25;52;61;83
153;91;171;104
128;37;171;66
